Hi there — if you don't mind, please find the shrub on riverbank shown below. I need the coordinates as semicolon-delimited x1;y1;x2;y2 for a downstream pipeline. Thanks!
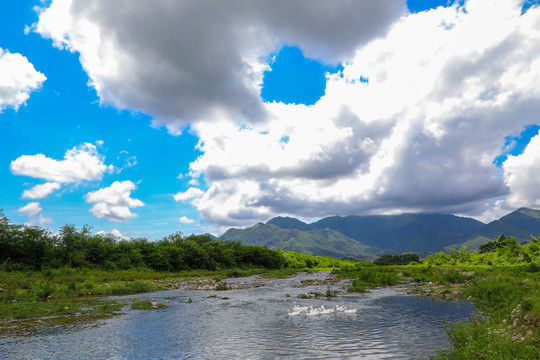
409;237;540;359
427;267;540;359
333;263;402;290
424;234;540;267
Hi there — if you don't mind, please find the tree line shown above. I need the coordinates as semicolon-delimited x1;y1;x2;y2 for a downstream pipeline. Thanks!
0;211;286;271
373;253;420;265
424;233;540;266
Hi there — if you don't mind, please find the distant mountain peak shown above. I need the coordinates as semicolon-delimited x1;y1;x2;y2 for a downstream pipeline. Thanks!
266;216;310;231
221;208;540;258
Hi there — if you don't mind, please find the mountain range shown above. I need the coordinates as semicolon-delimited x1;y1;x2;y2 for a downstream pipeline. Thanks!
219;207;540;260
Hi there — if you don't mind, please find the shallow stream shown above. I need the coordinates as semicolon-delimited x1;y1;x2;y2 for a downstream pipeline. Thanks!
0;272;476;359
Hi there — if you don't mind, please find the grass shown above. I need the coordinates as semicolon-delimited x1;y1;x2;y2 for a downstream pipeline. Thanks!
215;282;229;291
3;262;539;359
0;267;268;321
0;266;330;321
333;265;402;289
380;264;540;359
297;287;342;299
331;262;540;359
130;301;167;310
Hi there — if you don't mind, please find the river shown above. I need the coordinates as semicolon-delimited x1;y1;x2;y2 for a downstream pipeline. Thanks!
0;272;476;359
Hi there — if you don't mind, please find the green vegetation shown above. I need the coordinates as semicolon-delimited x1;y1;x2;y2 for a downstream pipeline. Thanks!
311;213;485;253
425;266;540;359
215;282;229;291
445;207;540;251
222;208;540;256
325;286;340;298
0;211;287;272
220;223;381;261
2;206;539;358
0;267;171;320
417;235;539;359
334;264;402;291
0;210;358;273
331;233;540;358
130;301;167;310
424;234;540;267
0;211;356;321
374;253;420;265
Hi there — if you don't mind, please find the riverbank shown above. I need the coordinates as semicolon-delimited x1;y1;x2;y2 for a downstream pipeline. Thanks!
333;263;540;359
0;267;331;322
2;264;539;359
0;268;257;322
1;269;473;359
412;266;540;359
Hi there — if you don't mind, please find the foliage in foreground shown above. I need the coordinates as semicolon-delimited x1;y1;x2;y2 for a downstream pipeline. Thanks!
333;234;540;359
424;234;540;267
426;266;540;359
417;234;540;359
373;253;420;265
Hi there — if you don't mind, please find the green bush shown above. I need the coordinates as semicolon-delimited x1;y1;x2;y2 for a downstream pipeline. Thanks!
215;282;229;291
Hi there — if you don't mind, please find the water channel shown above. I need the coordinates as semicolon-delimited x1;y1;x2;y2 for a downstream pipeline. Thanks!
0;272;476;359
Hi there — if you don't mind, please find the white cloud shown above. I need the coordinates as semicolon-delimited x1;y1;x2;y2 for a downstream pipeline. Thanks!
186;0;540;225
18;202;42;217
95;229;131;241
502;131;540;208
22;182;61;199
86;180;144;221
173;187;204;202
34;0;405;134
178;216;195;224
17;202;54;227
114;150;137;173
11;143;114;183
0;48;46;112
35;0;540;226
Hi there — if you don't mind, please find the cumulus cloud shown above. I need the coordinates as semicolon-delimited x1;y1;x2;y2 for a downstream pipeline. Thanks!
35;0;540;227
17;202;54;227
0;48;46;112
86;180;144;221
173;187;204;202
187;0;540;225
22;182;61;199
18;202;42;217
502;131;540;208
33;0;405;134
179;216;195;224
11;143;114;183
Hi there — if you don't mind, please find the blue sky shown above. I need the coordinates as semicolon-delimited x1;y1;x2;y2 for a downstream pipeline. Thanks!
2;0;540;239
1;1;202;238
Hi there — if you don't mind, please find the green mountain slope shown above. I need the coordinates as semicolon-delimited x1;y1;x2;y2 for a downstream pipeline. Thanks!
310;213;484;253
266;216;310;231
446;208;540;251
220;208;540;258
220;223;383;260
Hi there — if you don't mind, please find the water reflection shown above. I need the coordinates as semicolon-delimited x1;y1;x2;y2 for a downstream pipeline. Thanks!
0;272;475;359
